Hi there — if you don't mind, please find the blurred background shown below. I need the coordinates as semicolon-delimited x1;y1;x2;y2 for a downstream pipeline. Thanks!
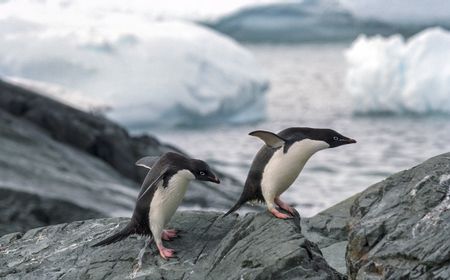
1;0;449;234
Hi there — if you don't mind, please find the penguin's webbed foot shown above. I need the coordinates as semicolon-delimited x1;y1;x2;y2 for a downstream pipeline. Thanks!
162;229;178;241
269;208;293;219
275;197;296;215
157;244;176;260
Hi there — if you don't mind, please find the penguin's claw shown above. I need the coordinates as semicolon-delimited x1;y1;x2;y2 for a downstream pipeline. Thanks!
157;245;176;260
269;208;293;219
283;206;295;215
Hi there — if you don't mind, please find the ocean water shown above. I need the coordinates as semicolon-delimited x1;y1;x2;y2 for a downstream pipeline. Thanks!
153;43;450;217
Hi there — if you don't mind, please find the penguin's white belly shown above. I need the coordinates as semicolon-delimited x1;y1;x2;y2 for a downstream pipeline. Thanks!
261;139;329;200
149;170;193;229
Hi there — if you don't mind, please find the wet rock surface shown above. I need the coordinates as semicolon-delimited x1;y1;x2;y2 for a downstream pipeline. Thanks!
0;211;344;280
347;153;450;279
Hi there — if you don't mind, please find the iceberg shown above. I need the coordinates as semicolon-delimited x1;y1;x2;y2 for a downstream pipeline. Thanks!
0;1;268;127
340;0;450;26
345;28;450;115
206;0;450;43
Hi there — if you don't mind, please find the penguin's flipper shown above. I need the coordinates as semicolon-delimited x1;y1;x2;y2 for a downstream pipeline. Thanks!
137;169;167;202
91;222;135;247
249;130;286;148
136;156;160;169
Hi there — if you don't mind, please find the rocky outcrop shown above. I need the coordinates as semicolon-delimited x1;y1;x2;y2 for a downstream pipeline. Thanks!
346;153;450;279
302;194;358;275
0;211;344;280
0;79;241;236
301;152;450;279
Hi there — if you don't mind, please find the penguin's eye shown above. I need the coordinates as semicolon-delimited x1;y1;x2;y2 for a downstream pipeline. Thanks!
333;136;339;141
199;171;206;176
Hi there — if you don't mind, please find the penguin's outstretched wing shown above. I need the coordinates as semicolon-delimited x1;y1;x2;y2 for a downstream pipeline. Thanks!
135;156;160;169
249;130;286;148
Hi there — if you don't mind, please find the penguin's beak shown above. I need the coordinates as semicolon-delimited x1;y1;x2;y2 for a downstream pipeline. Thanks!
208;175;220;184
343;138;357;144
208;172;220;184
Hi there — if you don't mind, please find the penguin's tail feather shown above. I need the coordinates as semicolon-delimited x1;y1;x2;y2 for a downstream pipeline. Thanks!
91;223;135;247
223;200;244;217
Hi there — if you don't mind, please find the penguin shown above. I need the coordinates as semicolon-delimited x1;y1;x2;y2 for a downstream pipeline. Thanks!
224;127;356;219
92;152;220;259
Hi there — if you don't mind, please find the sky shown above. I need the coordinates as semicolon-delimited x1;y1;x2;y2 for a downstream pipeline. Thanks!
2;0;450;28
0;0;284;22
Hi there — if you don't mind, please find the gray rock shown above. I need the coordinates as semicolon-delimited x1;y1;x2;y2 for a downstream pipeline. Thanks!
0;211;345;280
347;153;450;279
302;194;359;275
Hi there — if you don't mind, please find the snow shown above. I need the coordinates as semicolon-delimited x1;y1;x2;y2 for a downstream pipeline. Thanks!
0;1;268;127
345;28;450;115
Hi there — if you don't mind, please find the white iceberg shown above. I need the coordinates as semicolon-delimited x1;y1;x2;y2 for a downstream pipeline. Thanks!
345;27;450;115
0;1;268;127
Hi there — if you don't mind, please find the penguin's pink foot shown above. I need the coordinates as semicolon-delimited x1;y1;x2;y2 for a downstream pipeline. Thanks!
275;197;295;215
162;230;178;241
269;208;293;219
157;244;176;260
164;229;178;236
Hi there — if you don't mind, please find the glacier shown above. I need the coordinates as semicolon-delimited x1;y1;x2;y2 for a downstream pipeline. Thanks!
345;28;450;115
0;1;268;127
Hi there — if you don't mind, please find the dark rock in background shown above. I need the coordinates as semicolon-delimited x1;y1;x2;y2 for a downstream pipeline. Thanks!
0;211;344;280
0;79;172;182
0;79;240;235
346;153;450;279
0;189;101;237
0;108;137;236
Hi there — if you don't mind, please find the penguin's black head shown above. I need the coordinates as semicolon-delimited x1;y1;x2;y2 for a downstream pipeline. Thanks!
190;159;220;184
319;129;356;148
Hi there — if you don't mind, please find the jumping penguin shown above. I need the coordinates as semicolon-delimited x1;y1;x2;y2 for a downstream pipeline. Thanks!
224;127;356;219
92;152;220;259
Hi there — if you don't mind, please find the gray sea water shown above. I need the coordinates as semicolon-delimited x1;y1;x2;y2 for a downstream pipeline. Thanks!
154;44;450;217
